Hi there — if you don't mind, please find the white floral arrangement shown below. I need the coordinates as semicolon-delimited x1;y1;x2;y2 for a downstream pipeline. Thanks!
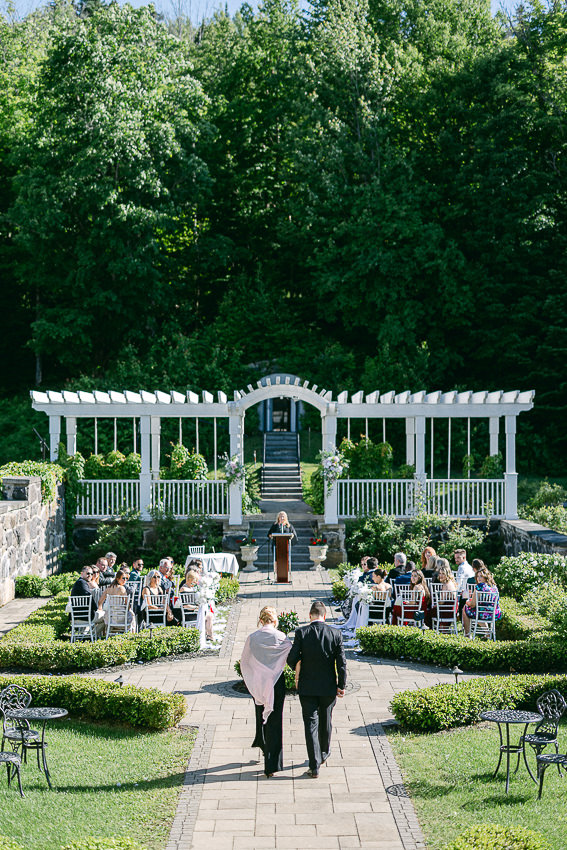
319;449;349;490
356;584;375;605
345;568;362;592
220;452;246;486
196;572;219;607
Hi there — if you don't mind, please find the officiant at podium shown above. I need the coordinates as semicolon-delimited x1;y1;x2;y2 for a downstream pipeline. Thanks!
267;510;297;544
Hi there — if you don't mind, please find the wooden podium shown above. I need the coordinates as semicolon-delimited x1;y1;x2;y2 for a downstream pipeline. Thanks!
272;533;294;583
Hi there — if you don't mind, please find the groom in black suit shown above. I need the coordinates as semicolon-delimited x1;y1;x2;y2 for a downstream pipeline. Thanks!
288;601;347;778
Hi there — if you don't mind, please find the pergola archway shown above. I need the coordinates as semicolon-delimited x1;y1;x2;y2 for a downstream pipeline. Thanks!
31;376;534;524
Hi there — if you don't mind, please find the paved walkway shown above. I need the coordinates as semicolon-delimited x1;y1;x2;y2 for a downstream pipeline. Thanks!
0;596;49;637
88;569;465;850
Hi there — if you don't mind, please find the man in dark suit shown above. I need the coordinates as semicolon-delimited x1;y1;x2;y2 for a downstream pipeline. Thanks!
288;601;347;778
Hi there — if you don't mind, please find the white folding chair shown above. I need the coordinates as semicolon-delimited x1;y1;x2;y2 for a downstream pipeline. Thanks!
142;594;170;628
397;588;424;627
432;589;458;634
428;583;444;603
471;591;499;640
188;545;205;556
69;596;97;642
125;581;143;606
177;592;199;628
105;595;133;638
368;589;390;626
92;587;104;605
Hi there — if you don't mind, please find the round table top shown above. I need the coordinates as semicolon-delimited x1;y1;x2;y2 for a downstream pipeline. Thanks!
6;707;68;722
480;709;542;724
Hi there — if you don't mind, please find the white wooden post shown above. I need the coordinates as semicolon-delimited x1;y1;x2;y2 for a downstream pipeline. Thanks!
228;409;243;525
322;411;338;524
504;414;518;519
405;418;415;466
150;416;161;480
66;416;77;456
49;415;61;461
140;416;152;520
489;417;499;455
414;417;426;482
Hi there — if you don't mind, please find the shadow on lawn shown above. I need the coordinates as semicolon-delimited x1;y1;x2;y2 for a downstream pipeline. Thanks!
29;771;188;794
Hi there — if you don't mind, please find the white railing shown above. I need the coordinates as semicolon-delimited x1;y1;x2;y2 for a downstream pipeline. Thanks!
76;479;140;519
425;479;505;518
151;480;228;518
337;478;505;519
76;479;228;519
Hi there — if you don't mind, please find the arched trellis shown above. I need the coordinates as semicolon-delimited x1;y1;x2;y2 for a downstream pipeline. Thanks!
31;376;534;524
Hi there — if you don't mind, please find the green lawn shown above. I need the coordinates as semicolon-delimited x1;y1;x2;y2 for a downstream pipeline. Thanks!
388;721;567;850
0;720;195;850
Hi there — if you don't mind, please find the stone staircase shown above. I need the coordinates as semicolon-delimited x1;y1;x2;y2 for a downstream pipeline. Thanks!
261;432;303;501
249;518;315;572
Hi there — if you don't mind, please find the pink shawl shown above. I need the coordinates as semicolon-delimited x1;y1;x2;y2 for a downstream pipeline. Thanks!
240;625;291;723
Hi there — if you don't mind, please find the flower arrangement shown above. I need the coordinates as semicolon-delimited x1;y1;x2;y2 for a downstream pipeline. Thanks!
238;536;257;545
319;449;348;491
195;572;219;607
356;584;375;605
310;537;327;545
277;611;300;634
220;453;246;486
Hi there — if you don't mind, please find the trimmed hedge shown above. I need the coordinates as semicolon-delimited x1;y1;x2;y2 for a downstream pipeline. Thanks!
390;673;567;732
332;579;349;601
0;674;185;729
496;596;547;640
444;824;550;850
356;623;564;673
216;575;240;604
1;592;200;672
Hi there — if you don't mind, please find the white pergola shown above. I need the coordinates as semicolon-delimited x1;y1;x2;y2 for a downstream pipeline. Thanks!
31;377;534;524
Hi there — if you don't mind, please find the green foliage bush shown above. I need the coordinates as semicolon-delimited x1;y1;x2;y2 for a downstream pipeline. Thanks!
435;520;485;561
215;575;240;604
14;574;46;598
444;823;550;850
478;452;504;478
88;510;145;564
83;450;142;480
0;460;64;502
493;552;567;598
242;462;261;514
0;673;185;729
356;624;563;673
61;840;147;850
332;579;349;601
15;572;80;597
522;580;567;619
527;480;567;509
160;443;207;480
390;673;567;733
304;465;324;514
496;597;547;640
519;505;567;535
340;437;394;478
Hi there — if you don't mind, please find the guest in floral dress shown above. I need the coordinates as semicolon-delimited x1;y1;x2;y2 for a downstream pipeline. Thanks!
462;567;501;637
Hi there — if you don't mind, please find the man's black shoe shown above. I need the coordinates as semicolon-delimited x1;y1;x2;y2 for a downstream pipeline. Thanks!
307;768;319;778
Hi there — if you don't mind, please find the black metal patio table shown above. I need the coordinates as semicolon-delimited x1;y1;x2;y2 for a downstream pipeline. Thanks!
480;709;542;793
6;707;68;789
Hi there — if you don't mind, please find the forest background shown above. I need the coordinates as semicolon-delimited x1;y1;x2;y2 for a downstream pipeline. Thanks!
0;0;566;474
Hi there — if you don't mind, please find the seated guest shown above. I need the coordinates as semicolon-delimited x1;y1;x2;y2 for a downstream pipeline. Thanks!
359;557;378;583
187;558;204;575
179;569;214;640
105;552;117;571
421;547;438;578
454;548;474;592
462;566;501;637
142;569;175;624
158;559;174;595
392;568;430;626
387;552;409;592
431;557;452;583
129;558;144;582
97;556;115;587
71;565;96;597
98;569;134;629
371;568;392;621
426;562;457;627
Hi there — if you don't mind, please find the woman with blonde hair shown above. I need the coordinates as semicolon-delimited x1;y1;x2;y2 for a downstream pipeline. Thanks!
240;606;292;778
267;510;297;542
142;569;174;624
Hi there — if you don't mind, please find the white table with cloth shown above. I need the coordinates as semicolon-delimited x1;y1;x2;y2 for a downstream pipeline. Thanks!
184;552;239;576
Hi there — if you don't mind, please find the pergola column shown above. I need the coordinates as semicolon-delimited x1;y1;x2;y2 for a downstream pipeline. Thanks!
405;418;415;466
322;410;338;524
66;417;77;456
414;417;426;480
504;415;518;519
150;416;161;479
228;408;244;525
139;416;152;520
489;417;499;455
49;415;61;461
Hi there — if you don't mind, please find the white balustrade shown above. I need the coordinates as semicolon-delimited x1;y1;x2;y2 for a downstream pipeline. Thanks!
151;480;228;518
337;478;505;519
76;479;140;519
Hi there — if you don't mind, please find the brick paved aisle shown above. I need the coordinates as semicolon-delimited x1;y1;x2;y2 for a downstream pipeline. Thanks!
91;569;460;850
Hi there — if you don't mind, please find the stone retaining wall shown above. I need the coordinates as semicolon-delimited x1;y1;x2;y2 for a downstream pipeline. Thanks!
0;476;66;606
500;518;567;557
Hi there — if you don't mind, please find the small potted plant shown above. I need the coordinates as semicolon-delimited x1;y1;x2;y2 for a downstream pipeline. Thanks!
277;610;299;635
238;528;259;572
308;534;328;570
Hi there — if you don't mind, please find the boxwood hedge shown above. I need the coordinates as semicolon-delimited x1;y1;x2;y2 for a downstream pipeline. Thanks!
0;674;185;729
444;823;550;850
0;593;200;672
390;673;567;732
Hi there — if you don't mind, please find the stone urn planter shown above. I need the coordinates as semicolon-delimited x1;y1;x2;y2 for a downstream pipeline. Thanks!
308;544;328;570
240;544;260;572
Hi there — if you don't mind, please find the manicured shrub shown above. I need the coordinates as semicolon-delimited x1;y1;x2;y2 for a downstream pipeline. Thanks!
216;575;240;604
14;575;46;598
332;579;349;601
496;597;546;640
444;823;550;850
390;673;567;732
0;674;185;729
493;552;567;598
15;572;80;598
61;838;147;850
356;624;564;673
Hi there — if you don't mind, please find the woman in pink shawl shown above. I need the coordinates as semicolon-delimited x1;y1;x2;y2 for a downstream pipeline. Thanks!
240;606;292;777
